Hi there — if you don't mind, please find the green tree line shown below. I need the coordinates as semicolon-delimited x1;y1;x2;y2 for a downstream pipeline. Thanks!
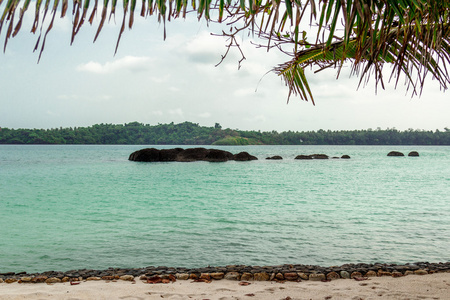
0;122;449;145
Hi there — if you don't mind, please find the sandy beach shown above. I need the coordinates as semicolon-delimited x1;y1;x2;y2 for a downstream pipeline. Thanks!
1;272;449;300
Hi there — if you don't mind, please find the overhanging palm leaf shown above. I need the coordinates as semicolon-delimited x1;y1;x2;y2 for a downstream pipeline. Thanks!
0;0;449;103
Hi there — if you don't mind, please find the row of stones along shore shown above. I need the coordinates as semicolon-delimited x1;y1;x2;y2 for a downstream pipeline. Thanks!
1;262;449;284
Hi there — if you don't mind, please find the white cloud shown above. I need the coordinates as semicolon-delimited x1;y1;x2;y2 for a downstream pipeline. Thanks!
76;56;153;74
169;108;184;116
198;112;211;118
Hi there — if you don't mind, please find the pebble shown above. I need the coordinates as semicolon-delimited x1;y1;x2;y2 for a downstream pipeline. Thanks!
224;272;240;280
120;275;134;281
326;272;340;280
414;269;428;275
176;273;190;280
309;273;325;281
240;273;253;281
365;271;377;277
86;277;102;281
210;272;224;280
284;272;298;281
45;277;61;284
253;272;270;281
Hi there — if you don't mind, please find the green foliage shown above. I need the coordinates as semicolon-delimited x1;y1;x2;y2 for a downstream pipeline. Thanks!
0;122;449;145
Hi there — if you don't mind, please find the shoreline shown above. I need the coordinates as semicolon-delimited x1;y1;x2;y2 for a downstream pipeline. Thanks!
1;262;449;283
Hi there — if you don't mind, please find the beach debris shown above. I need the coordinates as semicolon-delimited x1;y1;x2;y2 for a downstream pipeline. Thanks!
244;293;255;296
239;281;251;286
70;281;80;285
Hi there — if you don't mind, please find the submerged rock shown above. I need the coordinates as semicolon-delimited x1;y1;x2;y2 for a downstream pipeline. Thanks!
233;152;258;161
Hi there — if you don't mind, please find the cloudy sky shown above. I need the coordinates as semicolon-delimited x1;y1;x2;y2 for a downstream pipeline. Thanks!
0;5;449;132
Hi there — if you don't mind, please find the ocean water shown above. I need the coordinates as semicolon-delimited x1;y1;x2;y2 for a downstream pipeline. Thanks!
0;145;449;273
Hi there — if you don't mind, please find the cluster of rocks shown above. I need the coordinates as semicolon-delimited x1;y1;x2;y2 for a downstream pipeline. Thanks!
294;154;350;160
1;262;448;284
129;148;257;162
388;151;419;157
266;154;351;160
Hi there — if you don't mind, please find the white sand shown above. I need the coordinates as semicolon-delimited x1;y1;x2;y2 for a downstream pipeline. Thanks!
1;273;449;300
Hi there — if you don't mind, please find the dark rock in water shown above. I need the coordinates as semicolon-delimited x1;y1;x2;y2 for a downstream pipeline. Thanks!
205;149;235;162
295;154;329;159
266;156;283;160
408;151;419;157
233;152;258;161
341;155;351;159
387;151;405;157
176;148;211;162
129;148;237;162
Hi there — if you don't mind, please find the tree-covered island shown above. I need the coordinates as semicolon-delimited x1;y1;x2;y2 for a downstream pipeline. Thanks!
0;122;448;145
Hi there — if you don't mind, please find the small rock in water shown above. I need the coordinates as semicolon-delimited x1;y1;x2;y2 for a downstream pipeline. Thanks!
387;151;405;157
341;155;351;159
408;151;419;157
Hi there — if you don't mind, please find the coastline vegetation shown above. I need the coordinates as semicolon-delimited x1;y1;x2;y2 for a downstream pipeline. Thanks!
0;122;448;145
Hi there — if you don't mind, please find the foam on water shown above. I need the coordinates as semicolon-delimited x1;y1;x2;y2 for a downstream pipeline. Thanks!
0;145;449;272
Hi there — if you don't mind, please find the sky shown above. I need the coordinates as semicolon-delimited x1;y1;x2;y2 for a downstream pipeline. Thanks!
0;5;449;132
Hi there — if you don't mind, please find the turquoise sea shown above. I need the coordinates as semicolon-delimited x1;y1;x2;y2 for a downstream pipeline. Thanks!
0;145;449;273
